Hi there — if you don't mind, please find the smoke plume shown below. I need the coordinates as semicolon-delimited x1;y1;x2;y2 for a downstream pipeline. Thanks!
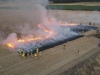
0;0;79;51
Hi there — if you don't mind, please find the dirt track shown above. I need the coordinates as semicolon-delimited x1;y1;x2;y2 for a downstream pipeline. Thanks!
0;30;99;75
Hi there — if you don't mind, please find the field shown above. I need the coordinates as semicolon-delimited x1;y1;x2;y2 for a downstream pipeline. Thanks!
0;2;100;75
0;2;100;11
0;30;99;75
47;5;100;11
47;2;100;11
74;54;100;75
50;2;100;6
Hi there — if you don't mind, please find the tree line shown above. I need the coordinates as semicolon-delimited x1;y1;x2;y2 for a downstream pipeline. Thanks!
49;0;100;3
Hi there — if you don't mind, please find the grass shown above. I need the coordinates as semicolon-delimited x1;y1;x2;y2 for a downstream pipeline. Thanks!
74;54;100;75
46;5;100;11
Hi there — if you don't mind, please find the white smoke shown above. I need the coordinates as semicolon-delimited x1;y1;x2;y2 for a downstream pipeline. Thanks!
1;0;79;51
50;10;100;25
2;33;18;45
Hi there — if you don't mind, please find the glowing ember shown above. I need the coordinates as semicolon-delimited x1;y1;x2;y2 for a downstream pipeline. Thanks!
7;43;15;48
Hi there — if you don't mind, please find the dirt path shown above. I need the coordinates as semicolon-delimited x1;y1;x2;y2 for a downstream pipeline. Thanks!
48;47;100;75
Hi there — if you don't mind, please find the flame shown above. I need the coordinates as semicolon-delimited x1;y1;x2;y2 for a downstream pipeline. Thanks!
38;24;53;34
61;22;78;26
18;37;43;42
27;37;42;41
28;38;34;41
7;43;15;48
44;29;53;34
6;21;78;49
44;29;49;32
18;39;25;42
6;24;55;49
69;23;78;26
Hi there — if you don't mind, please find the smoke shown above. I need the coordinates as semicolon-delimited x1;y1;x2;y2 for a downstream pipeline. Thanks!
0;0;49;36
2;33;18;45
0;0;79;51
50;10;100;25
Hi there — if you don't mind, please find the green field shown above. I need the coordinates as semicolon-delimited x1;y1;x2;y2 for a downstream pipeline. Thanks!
0;3;100;11
46;5;100;11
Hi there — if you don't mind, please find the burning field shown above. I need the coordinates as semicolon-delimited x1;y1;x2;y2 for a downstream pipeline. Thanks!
3;24;96;53
0;1;100;75
0;2;97;53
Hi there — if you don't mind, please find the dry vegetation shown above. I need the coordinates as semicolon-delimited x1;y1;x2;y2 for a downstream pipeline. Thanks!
58;50;100;75
74;54;100;75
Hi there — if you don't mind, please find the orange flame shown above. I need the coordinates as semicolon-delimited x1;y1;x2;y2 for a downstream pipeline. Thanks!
69;23;78;26
27;37;42;41
61;22;78;26
7;43;15;48
43;28;53;34
6;23;55;49
18;37;43;42
37;24;53;33
18;39;25;42
44;29;49;32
